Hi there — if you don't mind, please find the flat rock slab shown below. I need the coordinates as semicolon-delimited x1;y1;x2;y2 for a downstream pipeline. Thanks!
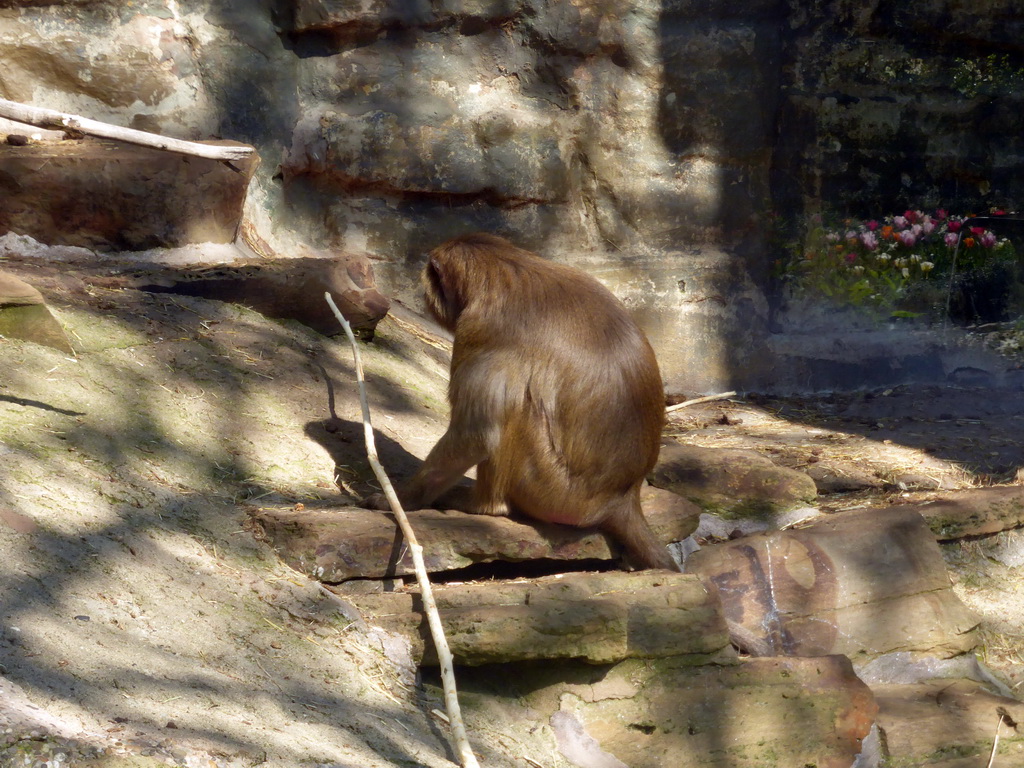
0;137;258;250
477;654;876;768
900;486;1024;539
250;491;698;581
650;441;818;517
686;506;979;658
874;680;1024;766
343;570;731;666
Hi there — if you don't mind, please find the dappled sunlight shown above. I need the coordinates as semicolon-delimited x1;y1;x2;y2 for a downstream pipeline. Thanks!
666;395;984;495
0;273;468;765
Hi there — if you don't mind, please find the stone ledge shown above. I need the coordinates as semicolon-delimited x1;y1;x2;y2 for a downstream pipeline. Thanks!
249;487;698;581
343;570;731;666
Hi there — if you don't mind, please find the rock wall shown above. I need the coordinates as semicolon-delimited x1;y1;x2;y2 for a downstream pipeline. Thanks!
0;0;1021;391
776;0;1024;218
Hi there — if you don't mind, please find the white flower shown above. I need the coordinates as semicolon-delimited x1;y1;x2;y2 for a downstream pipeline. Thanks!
920;261;935;273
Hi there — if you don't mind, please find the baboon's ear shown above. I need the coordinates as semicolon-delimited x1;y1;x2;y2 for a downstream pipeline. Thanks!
423;248;464;329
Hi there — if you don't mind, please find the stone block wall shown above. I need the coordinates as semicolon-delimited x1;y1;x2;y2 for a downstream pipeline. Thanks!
775;0;1024;218
0;0;1021;391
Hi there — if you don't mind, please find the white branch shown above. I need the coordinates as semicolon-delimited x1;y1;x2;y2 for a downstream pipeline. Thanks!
666;391;737;413
0;98;255;162
324;293;480;768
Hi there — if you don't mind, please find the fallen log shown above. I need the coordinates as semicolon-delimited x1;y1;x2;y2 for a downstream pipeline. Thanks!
0;97;254;161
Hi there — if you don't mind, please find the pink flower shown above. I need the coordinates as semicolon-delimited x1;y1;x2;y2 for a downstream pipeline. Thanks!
948;220;962;233
970;226;985;236
935;209;948;220
921;218;936;235
904;209;919;224
866;220;880;231
894;216;908;229
911;224;923;238
860;231;879;250
845;253;857;263
980;232;997;248
898;230;917;247
944;232;959;247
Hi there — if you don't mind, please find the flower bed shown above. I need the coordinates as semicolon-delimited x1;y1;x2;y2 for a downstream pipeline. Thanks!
780;209;1021;324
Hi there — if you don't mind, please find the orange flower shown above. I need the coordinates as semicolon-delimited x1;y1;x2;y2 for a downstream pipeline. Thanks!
881;225;894;239
963;237;976;248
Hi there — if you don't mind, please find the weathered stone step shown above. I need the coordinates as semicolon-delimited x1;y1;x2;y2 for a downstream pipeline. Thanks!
651;440;818;516
686;506;979;658
249;486;699;581
873;680;1024;766
898;485;1024;539
342;570;731;666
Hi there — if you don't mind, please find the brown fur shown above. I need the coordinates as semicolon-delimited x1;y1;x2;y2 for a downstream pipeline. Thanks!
366;233;677;571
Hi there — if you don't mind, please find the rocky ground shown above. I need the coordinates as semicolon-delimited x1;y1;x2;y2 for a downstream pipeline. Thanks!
669;386;1024;690
1;240;1024;766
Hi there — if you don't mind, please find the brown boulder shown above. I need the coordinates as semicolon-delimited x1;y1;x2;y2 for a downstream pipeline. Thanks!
686;507;979;658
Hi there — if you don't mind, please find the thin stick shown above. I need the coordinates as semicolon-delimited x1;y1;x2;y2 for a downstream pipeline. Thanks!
0;98;254;162
324;293;480;768
666;391;737;413
985;711;1004;768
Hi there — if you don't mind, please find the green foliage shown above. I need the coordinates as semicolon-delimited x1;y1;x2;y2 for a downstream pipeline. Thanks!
951;54;1024;98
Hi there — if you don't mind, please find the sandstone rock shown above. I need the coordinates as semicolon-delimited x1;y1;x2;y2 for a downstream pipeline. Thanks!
0;272;44;306
343;571;731;666
686;507;979;658
284;105;569;205
903;486;1024;540
0;271;73;354
249;501;696;582
0;138;258;250
639;482;701;536
478;654;877;768
0;12;199;110
873;680;1024;766
649;441;818;517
